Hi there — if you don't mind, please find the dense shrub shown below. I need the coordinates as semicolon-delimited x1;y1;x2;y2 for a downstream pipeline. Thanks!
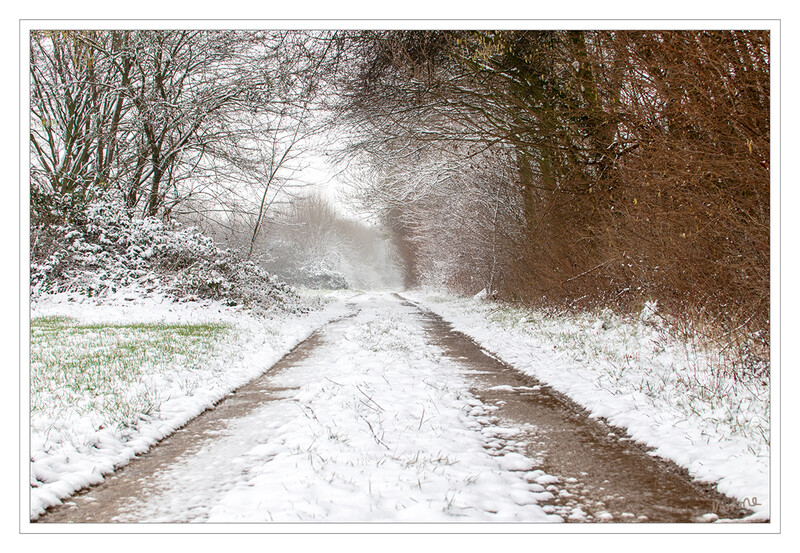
30;196;308;314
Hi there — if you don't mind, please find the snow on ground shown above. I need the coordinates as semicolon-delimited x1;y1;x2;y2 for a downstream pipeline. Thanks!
28;287;353;520
404;290;771;521
102;292;561;522
29;285;770;523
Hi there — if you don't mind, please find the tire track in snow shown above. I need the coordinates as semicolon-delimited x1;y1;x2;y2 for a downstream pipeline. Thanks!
401;294;754;523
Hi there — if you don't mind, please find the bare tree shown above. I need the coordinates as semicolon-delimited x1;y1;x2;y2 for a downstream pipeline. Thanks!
30;31;132;199
30;29;339;236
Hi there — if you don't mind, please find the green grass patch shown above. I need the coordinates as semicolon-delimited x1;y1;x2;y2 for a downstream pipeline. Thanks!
30;317;231;432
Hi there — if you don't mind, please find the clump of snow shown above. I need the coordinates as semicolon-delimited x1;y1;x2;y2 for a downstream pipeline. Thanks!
639;300;661;327
473;288;488;300
594;307;616;330
568;506;588;521
595;510;614;522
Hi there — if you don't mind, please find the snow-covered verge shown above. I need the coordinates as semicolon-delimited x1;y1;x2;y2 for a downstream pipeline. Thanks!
28;288;354;520
403;290;771;522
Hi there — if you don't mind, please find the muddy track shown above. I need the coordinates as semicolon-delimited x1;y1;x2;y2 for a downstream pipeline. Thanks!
398;295;753;523
35;313;355;523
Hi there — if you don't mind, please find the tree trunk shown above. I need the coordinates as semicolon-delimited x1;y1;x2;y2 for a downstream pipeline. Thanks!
147;165;162;217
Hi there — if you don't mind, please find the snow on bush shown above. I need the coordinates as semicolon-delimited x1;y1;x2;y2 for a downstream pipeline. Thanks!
268;253;350;290
31;197;306;314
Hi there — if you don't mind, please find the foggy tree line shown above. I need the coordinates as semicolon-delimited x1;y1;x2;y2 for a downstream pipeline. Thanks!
256;194;403;290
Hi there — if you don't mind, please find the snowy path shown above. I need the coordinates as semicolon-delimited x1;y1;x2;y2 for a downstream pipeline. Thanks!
37;292;751;524
39;292;561;522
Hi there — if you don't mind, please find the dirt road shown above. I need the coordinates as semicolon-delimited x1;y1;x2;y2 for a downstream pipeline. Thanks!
35;293;750;523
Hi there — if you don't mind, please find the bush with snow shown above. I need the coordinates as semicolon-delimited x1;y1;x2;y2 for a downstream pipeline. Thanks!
30;196;307;314
639;300;661;327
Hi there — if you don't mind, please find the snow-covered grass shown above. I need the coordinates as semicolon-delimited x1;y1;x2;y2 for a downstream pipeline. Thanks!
28;287;352;520
31;316;230;442
404;290;771;521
